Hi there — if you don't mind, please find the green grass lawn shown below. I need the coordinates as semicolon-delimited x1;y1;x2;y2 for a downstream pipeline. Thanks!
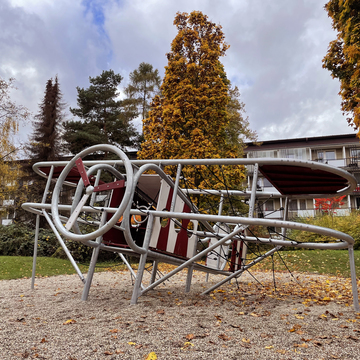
0;249;360;280
251;249;360;278
0;256;126;280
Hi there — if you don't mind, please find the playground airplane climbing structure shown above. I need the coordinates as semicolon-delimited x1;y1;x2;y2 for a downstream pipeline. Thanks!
22;144;360;310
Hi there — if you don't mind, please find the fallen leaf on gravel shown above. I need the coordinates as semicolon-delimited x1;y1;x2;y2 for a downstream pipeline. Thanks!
218;334;231;341
156;309;165;315
241;338;250;343
276;350;286;354
63;319;76;325
289;324;302;332
294;343;308;348
128;342;136;346
40;338;47;343
312;340;322;346
185;334;194;341
301;338;312;342
345;335;359;341
250;313;260;317
145;352;157;360
181;342;194;350
115;349;124;354
109;329;119;333
264;346;273;349
230;324;242;330
104;351;113;355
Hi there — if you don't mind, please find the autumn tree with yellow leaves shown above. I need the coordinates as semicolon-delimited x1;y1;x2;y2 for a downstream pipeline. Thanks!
323;1;360;133
0;77;29;216
139;11;256;193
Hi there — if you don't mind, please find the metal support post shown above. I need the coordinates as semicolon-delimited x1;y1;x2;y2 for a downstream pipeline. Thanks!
131;214;154;304
31;165;54;289
348;246;359;311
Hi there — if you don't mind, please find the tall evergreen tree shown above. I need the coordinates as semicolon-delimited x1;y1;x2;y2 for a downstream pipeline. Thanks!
27;76;64;162
18;76;64;224
139;11;256;191
63;69;139;154
125;63;161;120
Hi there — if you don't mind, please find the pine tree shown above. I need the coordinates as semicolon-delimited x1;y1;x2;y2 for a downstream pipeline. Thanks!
125;63;161;120
18;76;65;224
63;70;139;155
27;76;64;162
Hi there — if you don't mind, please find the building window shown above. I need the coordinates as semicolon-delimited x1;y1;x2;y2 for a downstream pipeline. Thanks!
299;199;306;210
264;200;274;211
351;148;360;159
325;151;335;161
289;199;297;211
248;150;277;158
317;151;324;162
279;148;308;160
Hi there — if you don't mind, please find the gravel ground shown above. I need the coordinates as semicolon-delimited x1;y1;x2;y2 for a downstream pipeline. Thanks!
0;269;360;360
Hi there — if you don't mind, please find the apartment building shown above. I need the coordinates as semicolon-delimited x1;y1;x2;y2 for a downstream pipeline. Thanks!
244;133;360;219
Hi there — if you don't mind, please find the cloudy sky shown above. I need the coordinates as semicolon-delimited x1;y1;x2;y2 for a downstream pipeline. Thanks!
1;0;356;149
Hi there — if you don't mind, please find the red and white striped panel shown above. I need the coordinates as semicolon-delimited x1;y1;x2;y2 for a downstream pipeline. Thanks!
149;180;198;259
229;237;247;272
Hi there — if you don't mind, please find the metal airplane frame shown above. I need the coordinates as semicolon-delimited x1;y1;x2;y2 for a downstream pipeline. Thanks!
22;144;360;311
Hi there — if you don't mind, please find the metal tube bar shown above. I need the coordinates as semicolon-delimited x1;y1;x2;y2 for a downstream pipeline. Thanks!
348;246;359;311
135;210;354;246
42;210;85;283
90;169;102;206
138;225;245;296
201;246;281;295
81;245;101;300
282;197;289;237
170;164;182;212
131;214;154;304
150;260;159;284
185;265;194;293
118;253;145;291
31;214;40;290
31;165;54;289
248;163;259;218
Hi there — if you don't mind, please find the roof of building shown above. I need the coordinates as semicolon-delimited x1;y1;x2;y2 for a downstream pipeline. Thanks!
245;133;359;152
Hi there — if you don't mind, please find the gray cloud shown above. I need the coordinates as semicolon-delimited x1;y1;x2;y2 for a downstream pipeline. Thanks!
0;0;356;150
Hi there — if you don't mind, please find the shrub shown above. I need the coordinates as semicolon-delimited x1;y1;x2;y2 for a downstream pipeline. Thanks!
288;211;360;250
0;223;58;257
0;223;118;262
